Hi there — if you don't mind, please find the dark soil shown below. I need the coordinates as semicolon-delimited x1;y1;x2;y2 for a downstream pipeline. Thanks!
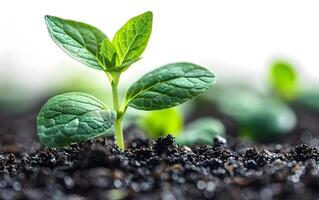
1;102;319;200
1;135;319;200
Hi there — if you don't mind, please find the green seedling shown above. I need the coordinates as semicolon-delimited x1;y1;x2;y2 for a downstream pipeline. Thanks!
137;108;183;139
37;12;216;150
269;60;299;100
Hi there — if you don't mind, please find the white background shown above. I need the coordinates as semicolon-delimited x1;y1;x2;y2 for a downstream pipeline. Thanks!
1;0;319;95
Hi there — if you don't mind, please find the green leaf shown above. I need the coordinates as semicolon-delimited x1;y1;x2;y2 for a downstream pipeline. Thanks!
269;60;299;100
113;11;153;65
37;92;116;148
175;118;225;146
137;108;183;139
125;62;215;110
45;15;108;70
97;39;117;68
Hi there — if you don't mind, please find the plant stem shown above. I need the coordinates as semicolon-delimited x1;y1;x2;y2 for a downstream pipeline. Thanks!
114;115;124;150
110;73;125;150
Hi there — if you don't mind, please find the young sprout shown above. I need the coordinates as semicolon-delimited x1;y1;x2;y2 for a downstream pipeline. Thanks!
37;12;216;150
269;60;319;112
269;60;299;100
137;108;183;139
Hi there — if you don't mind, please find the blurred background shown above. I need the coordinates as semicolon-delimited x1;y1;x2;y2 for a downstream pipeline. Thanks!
1;0;319;151
1;0;319;109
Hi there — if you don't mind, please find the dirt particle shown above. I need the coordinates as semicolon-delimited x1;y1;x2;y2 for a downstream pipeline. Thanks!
154;135;175;154
287;144;319;162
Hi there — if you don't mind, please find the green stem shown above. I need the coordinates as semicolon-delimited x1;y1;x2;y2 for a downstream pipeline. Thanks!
110;73;125;150
114;115;124;150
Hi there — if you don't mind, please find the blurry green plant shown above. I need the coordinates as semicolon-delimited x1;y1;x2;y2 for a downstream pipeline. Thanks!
37;12;216;150
269;60;299;100
204;87;296;141
137;108;183;139
240;98;296;141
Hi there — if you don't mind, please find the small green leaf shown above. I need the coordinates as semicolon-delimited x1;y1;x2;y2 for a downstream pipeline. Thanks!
113;11;153;65
45;15;108;70
125;62;215;110
97;39;117;68
137;108;183;139
37;92;116;147
269;60;299;100
175;118;225;146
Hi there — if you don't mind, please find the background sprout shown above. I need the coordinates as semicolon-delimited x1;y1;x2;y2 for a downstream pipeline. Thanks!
269;60;299;100
269;60;319;112
204;87;297;142
137;108;183;139
239;98;297;141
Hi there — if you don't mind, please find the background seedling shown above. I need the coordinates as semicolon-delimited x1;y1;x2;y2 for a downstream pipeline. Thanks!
37;12;216;150
269;60;299;100
202;86;296;142
268;59;319;112
137;108;183;139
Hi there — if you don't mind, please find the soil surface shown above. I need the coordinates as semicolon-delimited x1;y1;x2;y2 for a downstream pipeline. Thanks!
1;103;319;200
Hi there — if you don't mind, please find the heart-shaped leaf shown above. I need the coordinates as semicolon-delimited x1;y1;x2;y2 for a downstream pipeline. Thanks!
113;11;153;65
45;15;108;70
125;62;215;110
37;92;116;147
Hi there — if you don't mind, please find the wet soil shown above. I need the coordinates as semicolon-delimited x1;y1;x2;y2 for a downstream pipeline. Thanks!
0;103;319;200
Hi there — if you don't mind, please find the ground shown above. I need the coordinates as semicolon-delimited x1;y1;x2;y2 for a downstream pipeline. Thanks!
0;103;319;200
